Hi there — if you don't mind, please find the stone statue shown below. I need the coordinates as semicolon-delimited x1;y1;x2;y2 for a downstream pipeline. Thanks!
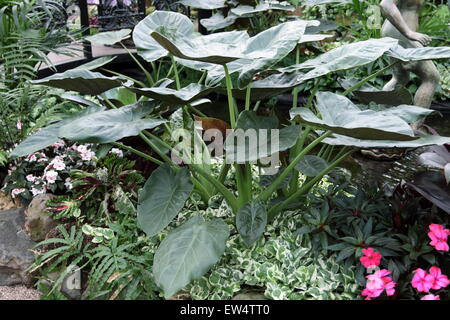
380;0;440;129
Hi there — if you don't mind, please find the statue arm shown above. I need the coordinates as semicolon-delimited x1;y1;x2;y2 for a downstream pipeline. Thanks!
380;0;431;46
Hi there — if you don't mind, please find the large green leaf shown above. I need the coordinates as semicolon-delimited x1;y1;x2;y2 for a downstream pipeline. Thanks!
280;38;399;81
153;215;229;298
85;29;131;45
230;2;295;17
60;101;165;143
295;155;329;177
387;45;450;62
179;0;226;9
31;70;125;95
304;0;352;5
10;106;105;158
73;56;117;71
137;165;193;237
236;200;267;247
225;111;300;163
127;83;215;106
200;12;238;32
290;92;417;141
132;11;195;62
102;87;137;106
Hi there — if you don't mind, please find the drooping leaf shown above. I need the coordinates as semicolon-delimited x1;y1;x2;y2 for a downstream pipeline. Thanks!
153;215;229;298
236;200;267;247
127;83;215;106
85;29;131;45
299;34;333;43
387;45;450;62
133;11;195;62
418;152;447;169
137;165;194;237
31;69;125;95
305;19;339;34
225;111;300;163
10;106;105;158
73;56;117;71
179;0;226;9
200;12;238;32
290;92;417;141
230;2;295;17
60;102;165;143
295;155;329;177
304;0;352;5
102;87;137;106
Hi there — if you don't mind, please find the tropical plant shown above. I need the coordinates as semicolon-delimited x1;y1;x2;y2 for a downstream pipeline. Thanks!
10;10;450;298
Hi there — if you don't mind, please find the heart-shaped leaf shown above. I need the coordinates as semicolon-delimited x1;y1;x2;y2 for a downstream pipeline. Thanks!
10;105;105;158
138;165;194;237
387;45;450;62
236;200;267;247
60;101;165;143
225;111;300;163
133;11;195;62
179;0;227;9
31;69;125;95
295;155;329;177
230;2;295;17
291;92;417;141
153;215;229;298
74;56;117;71
200;12;238;32
85;29;131;45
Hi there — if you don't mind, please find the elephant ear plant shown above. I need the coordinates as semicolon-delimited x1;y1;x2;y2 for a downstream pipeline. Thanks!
10;11;450;298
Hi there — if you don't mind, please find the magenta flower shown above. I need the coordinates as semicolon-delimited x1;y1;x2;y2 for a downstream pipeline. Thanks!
362;269;396;299
428;266;450;290
411;268;434;293
421;294;440;300
360;248;382;269
428;224;450;252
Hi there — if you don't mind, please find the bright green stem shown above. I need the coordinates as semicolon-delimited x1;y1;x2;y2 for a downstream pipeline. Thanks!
171;55;181;90
342;61;399;96
259;130;332;202
245;84;252;111
218;163;231;185
101;68;147;88
292;45;300;108
190;164;240;213
119;42;154;86
198;70;207;85
289;125;312;194
110;142;163;166
191;176;212;203
268;149;354;220
138;132;178;170
223;64;236;128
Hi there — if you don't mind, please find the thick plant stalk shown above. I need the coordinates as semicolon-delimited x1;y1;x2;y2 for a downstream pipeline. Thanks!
223;64;236;128
171;54;181;90
110;142;163;166
119;41;154;86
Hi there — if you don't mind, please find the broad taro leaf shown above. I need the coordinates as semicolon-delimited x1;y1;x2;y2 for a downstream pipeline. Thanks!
236;200;267;247
406;171;450;214
418;145;450;169
280;38;399;81
60;101;165;143
305;19;339;34
127;83;215;106
323;133;450;149
304;0;352;5
225;111;300;163
133;11;194;62
10;105;105;158
299;34;333;44
230;2;295;17
31;69;125;95
73;56;117;71
178;0;226;9
85;29;131;45
153;215;229;298
290;92;417;141
200;12;238;32
151;28;247;64
137;165;193;237
102;86;137;106
295;155;329;177
387;45;450;62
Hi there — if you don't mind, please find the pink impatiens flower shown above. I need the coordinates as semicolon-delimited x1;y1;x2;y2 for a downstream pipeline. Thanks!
428;266;450;290
362;269;396;299
428;224;450;252
411;268;434;293
360;248;382;269
421;294;440;300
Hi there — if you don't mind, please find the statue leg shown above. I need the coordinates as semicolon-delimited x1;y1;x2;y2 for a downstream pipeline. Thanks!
383;59;410;91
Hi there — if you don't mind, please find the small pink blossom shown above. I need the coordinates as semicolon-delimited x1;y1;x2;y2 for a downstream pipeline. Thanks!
26;174;36;182
26;154;37;162
110;148;123;158
411;268;434;293
31;187;46;196
11;188;26;198
50;158;66;171
428;224;450;252
360;248;382;269
44;170;58;184
52;140;65;149
16;121;22;130
428;266;450;290
362;269;396;299
421;294;440;300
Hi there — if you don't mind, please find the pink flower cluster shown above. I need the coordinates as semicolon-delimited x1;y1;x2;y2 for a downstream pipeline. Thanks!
428;224;450;252
360;248;396;300
411;266;450;300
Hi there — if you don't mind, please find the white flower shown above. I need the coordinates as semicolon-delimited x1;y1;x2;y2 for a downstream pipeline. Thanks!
45;170;58;184
110;148;123;158
26;174;36;182
31;187;46;196
51;158;66;171
11;188;26;198
64;178;73;190
80;150;95;161
77;145;88;154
